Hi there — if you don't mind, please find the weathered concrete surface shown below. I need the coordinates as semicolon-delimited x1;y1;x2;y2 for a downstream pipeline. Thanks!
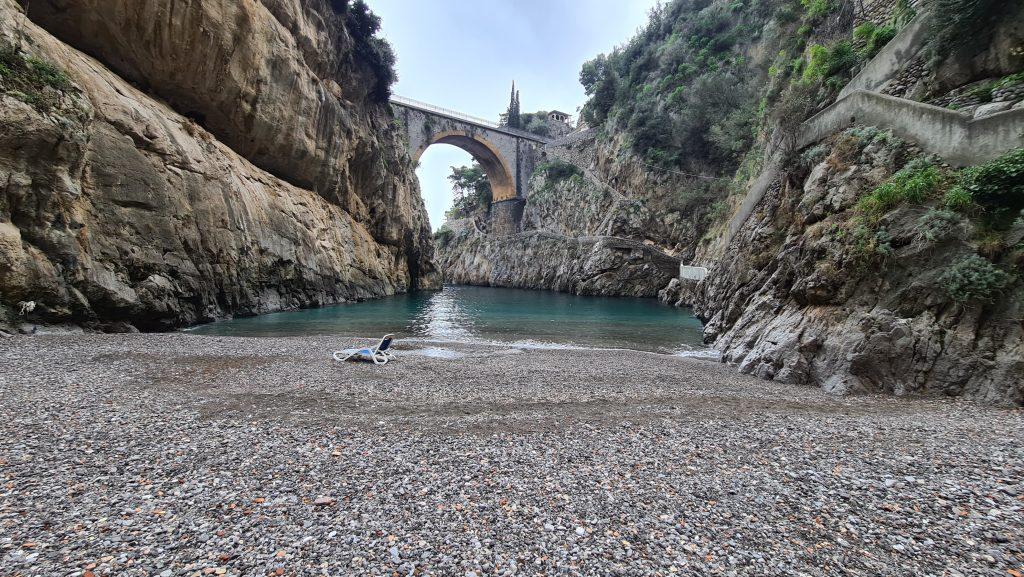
0;0;438;331
393;101;544;203
799;90;1024;167
679;265;708;281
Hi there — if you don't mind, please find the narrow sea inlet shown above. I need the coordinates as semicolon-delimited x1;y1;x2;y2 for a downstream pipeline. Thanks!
189;286;707;354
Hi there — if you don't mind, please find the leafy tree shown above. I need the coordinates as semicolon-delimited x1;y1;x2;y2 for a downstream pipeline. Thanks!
946;147;1024;228
519;111;552;137
446;162;492;220
579;54;608;94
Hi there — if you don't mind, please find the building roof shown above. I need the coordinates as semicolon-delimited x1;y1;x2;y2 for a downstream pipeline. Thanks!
548;110;571;116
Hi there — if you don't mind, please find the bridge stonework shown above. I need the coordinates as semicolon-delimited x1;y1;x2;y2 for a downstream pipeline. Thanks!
391;97;547;234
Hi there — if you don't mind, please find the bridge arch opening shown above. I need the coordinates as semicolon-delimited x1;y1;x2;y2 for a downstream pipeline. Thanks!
414;131;516;203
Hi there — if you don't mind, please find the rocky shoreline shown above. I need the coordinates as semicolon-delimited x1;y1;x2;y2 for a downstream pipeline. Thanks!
2;333;1021;576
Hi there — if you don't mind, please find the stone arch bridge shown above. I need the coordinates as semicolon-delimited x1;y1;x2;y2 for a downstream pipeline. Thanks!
390;96;551;234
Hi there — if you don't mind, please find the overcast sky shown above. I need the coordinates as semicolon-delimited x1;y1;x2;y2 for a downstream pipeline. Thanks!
368;0;659;230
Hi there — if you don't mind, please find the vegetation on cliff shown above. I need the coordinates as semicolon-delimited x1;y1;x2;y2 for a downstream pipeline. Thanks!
329;0;397;101
576;0;924;176
0;43;78;112
801;127;1022;305
499;83;558;137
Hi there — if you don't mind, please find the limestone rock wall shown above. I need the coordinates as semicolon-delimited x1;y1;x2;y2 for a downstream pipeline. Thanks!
678;133;1023;405
542;131;722;260
21;0;436;285
0;0;438;331
436;225;680;298
436;156;683;298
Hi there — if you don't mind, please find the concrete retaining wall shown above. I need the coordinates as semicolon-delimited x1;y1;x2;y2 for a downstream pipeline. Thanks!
799;90;1024;166
725;147;786;243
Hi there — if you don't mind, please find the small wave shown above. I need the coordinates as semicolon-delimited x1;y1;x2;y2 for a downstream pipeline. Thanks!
405;335;714;357
674;348;721;360
405;347;466;359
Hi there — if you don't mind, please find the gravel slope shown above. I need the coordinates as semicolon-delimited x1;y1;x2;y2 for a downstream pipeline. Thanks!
1;334;1021;576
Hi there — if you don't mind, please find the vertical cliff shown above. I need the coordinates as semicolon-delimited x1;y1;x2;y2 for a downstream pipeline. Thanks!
0;0;438;331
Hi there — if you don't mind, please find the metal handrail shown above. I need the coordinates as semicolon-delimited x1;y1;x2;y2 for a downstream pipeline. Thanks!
390;95;552;143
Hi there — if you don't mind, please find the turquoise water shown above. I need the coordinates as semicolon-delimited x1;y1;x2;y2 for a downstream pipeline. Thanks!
188;286;707;354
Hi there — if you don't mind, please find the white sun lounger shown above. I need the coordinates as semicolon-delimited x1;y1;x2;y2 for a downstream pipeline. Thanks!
333;334;396;365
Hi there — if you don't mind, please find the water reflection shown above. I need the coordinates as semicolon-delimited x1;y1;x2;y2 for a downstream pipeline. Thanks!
188;286;706;354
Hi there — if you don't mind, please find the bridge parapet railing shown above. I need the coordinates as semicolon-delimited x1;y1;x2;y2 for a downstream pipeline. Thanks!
390;95;552;143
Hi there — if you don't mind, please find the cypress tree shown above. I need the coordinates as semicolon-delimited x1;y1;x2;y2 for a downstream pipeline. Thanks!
502;81;522;129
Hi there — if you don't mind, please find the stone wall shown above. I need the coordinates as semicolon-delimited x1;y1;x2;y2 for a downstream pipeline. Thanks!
839;12;930;99
490;199;525;236
854;0;922;26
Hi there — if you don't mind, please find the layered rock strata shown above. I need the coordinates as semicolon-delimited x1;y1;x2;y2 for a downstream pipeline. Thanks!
0;0;437;331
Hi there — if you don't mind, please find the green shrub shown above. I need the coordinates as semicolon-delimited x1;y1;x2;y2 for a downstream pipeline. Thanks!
943;186;975;212
966;82;995;103
335;0;396;102
434;226;454;248
801;0;833;20
843;126;899;148
853;22;897;59
939;254;1012;303
802;41;859;84
994;72;1024;90
949;147;1024;228
799;144;828;168
857;159;948;219
537;160;582;182
916;208;963;242
848;223;894;267
890;0;917;27
26;57;72;92
0;44;76;112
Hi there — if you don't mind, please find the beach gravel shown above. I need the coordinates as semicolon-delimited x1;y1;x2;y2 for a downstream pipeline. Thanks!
0;334;1021;576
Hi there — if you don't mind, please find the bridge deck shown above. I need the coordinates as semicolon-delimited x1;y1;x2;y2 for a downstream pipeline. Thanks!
390;95;552;143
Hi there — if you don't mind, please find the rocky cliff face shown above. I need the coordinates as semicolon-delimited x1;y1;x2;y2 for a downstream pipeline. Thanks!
0;0;437;331
539;131;725;260
437;222;679;298
435;160;681;297
669;131;1023;405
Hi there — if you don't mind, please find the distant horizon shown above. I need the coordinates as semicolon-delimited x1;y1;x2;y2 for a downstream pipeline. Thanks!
367;0;659;230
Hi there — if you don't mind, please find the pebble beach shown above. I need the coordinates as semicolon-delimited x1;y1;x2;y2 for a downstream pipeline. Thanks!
1;334;1022;576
